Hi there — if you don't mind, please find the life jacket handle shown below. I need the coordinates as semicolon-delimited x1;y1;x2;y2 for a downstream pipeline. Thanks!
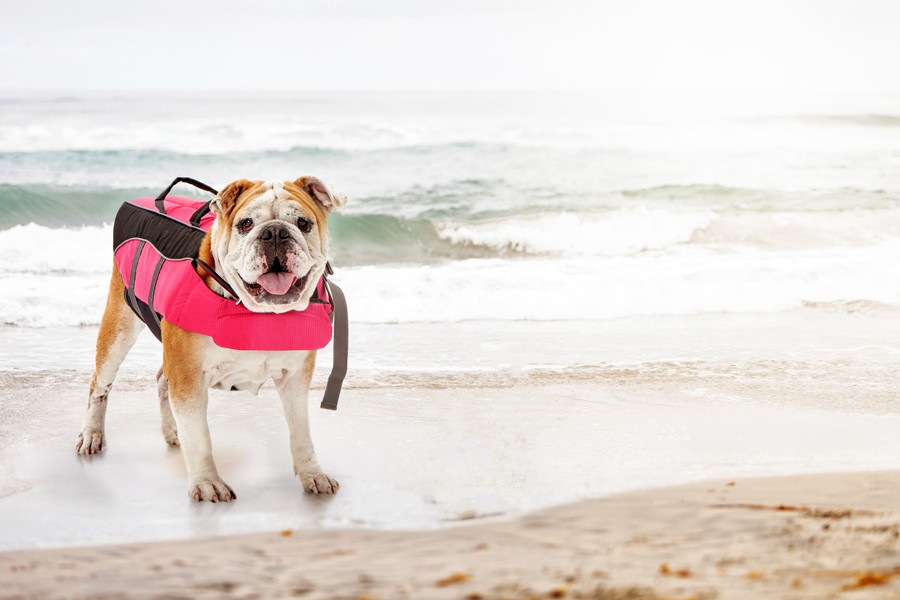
155;177;219;215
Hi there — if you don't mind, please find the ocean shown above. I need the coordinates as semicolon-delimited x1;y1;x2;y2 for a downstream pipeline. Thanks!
3;91;900;329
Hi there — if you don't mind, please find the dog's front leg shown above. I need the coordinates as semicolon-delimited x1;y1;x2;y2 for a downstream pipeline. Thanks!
274;352;339;495
163;324;235;502
168;382;235;502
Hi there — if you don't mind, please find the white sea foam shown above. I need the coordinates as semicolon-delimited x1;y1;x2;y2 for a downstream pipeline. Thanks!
0;273;107;327
338;245;900;323
3;221;900;327
0;224;110;327
438;208;716;256
0;223;111;275
2;86;899;328
691;209;900;250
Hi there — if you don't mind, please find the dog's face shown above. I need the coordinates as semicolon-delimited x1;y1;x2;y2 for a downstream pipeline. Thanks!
208;177;346;313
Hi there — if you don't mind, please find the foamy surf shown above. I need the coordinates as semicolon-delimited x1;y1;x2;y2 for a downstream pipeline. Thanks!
1;92;900;328
4;222;900;326
437;208;716;256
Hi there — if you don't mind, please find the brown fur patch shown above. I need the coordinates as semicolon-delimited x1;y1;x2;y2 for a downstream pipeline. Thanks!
302;350;317;384
196;235;217;286
161;321;204;405
214;179;257;216
286;179;330;221
285;179;330;248
92;260;139;396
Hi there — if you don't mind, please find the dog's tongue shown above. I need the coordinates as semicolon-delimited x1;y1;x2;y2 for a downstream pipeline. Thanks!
255;272;296;295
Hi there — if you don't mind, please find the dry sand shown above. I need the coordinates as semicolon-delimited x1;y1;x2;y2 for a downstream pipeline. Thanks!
4;470;900;599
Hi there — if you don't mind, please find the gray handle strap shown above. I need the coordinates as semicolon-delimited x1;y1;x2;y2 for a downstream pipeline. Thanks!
320;279;348;410
155;177;218;214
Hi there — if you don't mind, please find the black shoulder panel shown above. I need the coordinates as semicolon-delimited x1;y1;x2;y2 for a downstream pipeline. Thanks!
113;202;206;259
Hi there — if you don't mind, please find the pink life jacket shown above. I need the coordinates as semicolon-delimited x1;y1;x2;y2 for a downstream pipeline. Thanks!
112;177;347;409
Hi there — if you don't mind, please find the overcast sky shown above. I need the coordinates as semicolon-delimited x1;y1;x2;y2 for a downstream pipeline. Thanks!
1;0;899;93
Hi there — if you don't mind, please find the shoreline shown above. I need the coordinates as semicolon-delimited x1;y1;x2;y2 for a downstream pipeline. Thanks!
4;311;900;551
3;377;900;551
4;469;900;599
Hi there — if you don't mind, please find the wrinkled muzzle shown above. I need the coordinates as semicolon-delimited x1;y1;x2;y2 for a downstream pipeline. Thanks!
236;222;316;308
252;223;301;295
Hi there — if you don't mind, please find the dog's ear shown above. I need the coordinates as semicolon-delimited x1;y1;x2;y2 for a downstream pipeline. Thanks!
211;179;254;216
293;176;347;213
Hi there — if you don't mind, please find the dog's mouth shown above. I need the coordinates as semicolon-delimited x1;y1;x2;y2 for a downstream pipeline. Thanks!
243;257;308;298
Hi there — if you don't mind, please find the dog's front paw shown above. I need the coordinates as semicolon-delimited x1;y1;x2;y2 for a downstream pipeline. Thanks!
75;430;105;454
189;478;236;503
300;472;339;495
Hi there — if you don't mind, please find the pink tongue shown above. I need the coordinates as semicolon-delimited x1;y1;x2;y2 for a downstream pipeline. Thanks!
255;272;297;295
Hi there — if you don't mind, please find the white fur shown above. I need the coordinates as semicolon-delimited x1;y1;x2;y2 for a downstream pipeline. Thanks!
157;367;179;447
168;385;236;502
164;341;335;500
212;184;327;313
274;366;339;494
204;343;310;394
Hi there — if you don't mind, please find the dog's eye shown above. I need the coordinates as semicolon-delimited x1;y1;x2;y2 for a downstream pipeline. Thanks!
296;217;312;233
237;218;254;233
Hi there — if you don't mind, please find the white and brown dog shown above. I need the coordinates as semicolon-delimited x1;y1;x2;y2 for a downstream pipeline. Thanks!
76;178;345;502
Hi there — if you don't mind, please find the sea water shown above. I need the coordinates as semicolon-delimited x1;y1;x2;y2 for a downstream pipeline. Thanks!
1;91;900;331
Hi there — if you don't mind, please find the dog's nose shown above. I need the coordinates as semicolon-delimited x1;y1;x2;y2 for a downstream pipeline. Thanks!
259;224;292;242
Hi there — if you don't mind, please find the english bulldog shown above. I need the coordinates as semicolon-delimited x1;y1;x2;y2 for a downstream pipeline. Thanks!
76;177;346;502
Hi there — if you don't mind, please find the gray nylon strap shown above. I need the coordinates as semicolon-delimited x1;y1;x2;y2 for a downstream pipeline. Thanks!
126;241;145;315
320;279;348;411
147;256;165;332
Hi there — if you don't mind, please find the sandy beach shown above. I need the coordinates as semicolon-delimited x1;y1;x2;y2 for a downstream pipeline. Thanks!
4;470;900;599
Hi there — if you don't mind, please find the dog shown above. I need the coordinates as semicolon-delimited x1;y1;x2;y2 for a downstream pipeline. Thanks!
76;177;346;502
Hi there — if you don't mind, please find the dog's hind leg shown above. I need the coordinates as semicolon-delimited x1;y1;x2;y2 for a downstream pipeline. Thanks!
76;264;143;454
156;366;179;447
